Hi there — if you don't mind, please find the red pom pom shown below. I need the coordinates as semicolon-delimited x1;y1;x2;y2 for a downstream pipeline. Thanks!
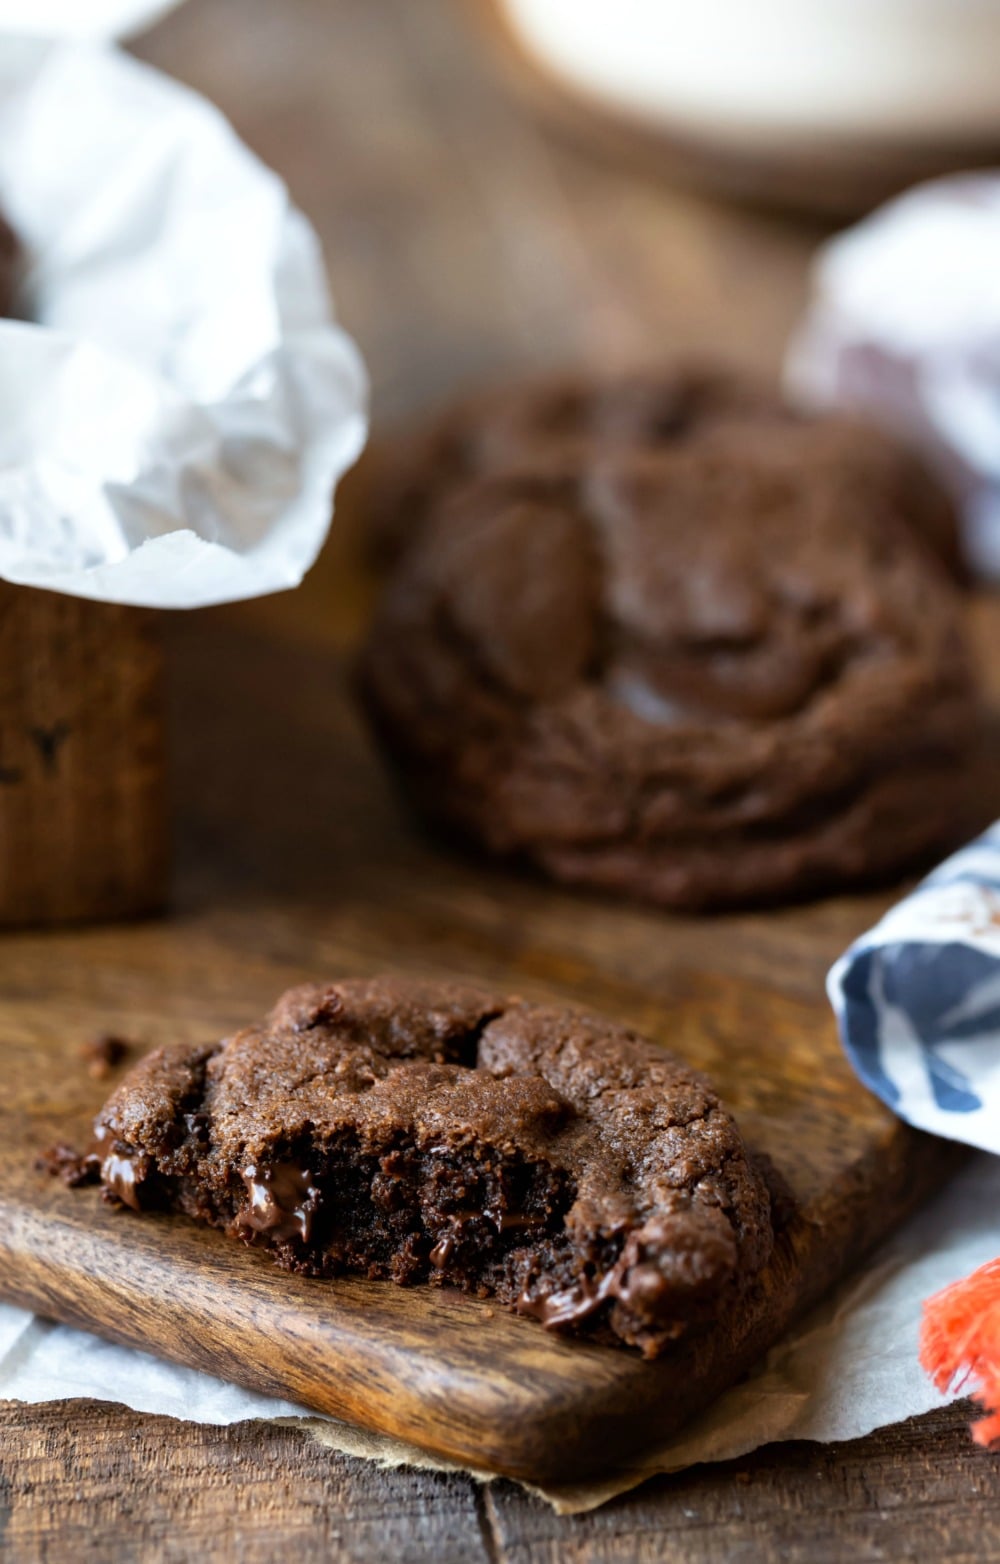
920;1257;1000;1446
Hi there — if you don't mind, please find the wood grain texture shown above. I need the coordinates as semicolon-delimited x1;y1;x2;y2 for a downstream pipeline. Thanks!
2;0;997;1553
1;1398;997;1564
0;586;165;926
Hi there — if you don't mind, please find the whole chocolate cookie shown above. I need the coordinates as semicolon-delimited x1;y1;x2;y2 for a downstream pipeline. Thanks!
360;437;981;910
370;364;963;578
77;976;776;1357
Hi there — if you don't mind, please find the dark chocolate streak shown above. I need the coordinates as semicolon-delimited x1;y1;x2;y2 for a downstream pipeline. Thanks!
517;1276;614;1329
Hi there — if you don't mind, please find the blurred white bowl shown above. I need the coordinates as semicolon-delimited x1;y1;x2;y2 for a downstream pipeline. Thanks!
500;0;1000;152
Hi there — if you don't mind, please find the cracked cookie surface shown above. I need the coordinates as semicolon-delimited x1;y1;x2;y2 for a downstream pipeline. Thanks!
360;425;981;909
369;363;964;578
77;976;776;1357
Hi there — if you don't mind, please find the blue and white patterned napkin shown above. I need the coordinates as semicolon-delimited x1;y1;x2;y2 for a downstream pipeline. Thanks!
828;825;1000;1155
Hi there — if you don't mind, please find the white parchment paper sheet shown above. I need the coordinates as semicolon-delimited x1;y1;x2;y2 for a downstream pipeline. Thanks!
788;174;1000;579
0;0;184;39
2;1153;995;1514
0;41;366;606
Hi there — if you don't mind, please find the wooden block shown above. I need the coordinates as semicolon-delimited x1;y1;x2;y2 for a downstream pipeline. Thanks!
0;583;167;926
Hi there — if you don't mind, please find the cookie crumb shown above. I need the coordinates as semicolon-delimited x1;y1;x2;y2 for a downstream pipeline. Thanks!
36;1141;96;1187
79;1033;132;1081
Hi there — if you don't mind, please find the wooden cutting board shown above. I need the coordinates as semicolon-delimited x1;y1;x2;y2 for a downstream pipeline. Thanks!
0;516;979;1484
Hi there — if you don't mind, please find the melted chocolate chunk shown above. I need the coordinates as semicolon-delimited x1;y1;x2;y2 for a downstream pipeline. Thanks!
91;1125;147;1211
100;1150;143;1211
239;1162;320;1242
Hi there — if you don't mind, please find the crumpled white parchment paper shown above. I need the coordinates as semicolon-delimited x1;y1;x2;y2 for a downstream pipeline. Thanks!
787;173;1000;579
0;40;367;607
0;0;184;39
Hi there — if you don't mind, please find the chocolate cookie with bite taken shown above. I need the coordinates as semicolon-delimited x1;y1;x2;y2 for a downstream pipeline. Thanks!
72;975;777;1357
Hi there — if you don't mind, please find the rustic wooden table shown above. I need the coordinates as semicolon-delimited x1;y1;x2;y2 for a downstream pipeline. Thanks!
2;0;998;1557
